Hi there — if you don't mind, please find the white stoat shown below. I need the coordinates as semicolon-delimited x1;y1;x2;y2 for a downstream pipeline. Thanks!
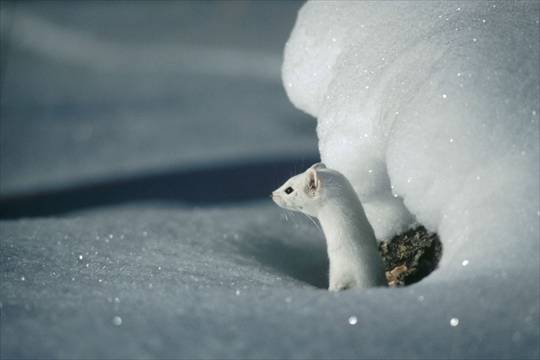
271;163;387;291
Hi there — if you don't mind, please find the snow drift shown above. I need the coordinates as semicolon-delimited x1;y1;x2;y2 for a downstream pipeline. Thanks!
282;1;540;277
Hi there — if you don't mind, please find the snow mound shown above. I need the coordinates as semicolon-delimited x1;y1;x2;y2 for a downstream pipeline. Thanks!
283;1;539;276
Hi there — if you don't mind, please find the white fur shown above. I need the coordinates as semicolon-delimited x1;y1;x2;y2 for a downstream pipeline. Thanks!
272;163;387;290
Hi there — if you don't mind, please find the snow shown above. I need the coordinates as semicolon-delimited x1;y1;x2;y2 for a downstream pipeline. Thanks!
1;1;539;359
0;1;315;196
2;203;539;359
283;1;540;268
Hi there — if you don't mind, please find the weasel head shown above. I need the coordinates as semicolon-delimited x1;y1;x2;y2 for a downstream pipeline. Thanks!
271;162;345;217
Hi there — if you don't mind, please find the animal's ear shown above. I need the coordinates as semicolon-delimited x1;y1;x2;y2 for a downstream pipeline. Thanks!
306;168;321;196
310;162;326;170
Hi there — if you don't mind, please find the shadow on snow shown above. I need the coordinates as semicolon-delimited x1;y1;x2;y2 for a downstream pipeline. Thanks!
235;226;329;289
0;156;319;219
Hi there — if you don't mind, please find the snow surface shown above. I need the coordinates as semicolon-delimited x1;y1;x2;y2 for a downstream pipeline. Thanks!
0;1;315;195
1;1;539;359
2;203;539;359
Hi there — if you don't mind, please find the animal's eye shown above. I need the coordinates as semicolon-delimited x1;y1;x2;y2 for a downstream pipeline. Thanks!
285;187;294;194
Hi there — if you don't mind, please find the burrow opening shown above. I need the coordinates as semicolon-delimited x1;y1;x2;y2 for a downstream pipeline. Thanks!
379;226;442;287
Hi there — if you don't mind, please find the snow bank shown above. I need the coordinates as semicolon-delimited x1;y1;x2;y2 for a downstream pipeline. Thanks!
283;1;539;275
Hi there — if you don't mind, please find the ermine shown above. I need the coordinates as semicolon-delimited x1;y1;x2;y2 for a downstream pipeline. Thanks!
271;163;387;291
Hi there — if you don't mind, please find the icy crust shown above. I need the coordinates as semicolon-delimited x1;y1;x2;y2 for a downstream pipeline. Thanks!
282;1;540;273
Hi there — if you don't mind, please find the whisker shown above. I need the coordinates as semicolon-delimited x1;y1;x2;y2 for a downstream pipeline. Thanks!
302;213;324;234
287;210;302;227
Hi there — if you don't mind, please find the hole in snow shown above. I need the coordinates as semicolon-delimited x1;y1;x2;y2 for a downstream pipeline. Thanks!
238;224;440;289
379;226;442;287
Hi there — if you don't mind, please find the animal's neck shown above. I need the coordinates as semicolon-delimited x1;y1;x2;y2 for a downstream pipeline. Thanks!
317;196;386;287
318;198;374;252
